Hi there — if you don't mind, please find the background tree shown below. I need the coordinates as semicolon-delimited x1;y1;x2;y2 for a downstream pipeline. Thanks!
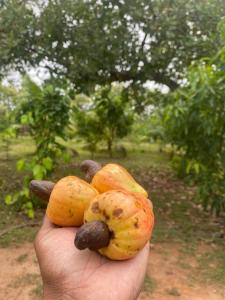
75;110;102;159
0;84;18;160
19;77;71;163
0;0;37;78
1;0;225;91
162;21;225;214
5;77;71;216
74;85;134;157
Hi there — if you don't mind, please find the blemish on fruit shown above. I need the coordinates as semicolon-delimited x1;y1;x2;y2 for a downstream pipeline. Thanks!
109;230;115;239
113;208;123;217
134;219;139;228
103;209;110;220
91;202;100;213
68;208;74;217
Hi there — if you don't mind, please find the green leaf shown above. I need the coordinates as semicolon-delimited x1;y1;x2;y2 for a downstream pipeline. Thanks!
42;157;53;171
63;152;71;163
5;127;17;138
27;209;34;219
20;187;29;198
20;114;29;125
33;164;46;180
5;194;12;205
193;163;200;174
16;159;25;171
26;201;33;209
186;161;193;174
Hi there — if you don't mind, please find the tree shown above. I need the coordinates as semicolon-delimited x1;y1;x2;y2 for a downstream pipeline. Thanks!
1;0;225;91
0;84;18;160
75;110;102;159
95;86;133;157
5;77;71;217
162;21;225;214
19;77;71;161
0;0;37;78
74;85;134;157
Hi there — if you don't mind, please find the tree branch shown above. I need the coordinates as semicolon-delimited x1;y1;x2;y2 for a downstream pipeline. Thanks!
140;32;148;54
108;70;178;91
0;222;41;238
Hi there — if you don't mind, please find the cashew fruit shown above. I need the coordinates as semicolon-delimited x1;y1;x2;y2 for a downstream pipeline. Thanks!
80;160;148;197
75;190;154;260
46;176;98;226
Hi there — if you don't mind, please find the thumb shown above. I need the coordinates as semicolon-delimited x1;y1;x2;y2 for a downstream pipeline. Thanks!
34;215;55;251
41;215;56;232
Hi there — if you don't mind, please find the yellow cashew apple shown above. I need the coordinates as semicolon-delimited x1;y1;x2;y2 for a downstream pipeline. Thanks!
91;163;148;198
75;190;154;260
46;176;98;226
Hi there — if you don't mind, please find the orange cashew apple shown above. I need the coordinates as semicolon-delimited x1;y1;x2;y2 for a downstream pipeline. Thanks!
80;160;148;198
46;176;98;226
75;190;154;260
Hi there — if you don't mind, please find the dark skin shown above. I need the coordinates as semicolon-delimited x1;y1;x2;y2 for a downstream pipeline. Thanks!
35;216;150;300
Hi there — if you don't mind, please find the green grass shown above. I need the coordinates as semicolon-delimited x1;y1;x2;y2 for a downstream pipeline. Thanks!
30;282;43;300
166;287;181;297
0;225;39;248
16;253;28;263
196;249;225;286
143;275;157;293
8;273;40;288
0;136;35;160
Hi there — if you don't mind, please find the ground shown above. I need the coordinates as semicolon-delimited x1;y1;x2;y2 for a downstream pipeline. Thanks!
0;138;225;299
0;242;224;300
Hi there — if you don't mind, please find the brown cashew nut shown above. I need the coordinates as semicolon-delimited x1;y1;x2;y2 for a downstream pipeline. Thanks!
80;160;102;182
75;220;111;250
29;180;55;202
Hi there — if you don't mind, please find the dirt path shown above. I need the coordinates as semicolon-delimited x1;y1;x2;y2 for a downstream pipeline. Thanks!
139;243;225;300
0;243;224;300
0;243;41;300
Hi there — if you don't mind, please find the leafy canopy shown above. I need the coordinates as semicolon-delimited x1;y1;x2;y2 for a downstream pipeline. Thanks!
5;77;71;217
1;0;225;91
162;21;225;214
74;85;133;157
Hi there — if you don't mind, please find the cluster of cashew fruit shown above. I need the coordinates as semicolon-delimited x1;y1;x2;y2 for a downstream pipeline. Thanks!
30;160;154;260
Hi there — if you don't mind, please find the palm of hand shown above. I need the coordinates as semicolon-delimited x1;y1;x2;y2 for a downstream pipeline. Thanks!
35;217;150;300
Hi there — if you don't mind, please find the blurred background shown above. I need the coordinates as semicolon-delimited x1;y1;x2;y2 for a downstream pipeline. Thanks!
0;1;225;299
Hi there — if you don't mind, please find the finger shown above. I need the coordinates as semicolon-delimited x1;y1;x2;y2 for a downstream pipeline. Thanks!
129;242;149;269
41;215;56;231
140;241;150;256
34;215;56;250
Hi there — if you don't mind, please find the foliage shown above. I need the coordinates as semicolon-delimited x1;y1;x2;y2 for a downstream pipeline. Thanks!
19;77;70;160
1;0;225;91
162;23;225;214
75;109;102;158
0;84;18;160
74;85;134;157
5;77;71;217
0;0;37;78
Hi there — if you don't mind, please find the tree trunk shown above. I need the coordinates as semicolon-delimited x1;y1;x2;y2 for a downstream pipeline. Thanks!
107;139;113;158
6;141;9;161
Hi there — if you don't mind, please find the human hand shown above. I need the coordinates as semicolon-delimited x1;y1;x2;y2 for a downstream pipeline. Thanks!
35;215;150;300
